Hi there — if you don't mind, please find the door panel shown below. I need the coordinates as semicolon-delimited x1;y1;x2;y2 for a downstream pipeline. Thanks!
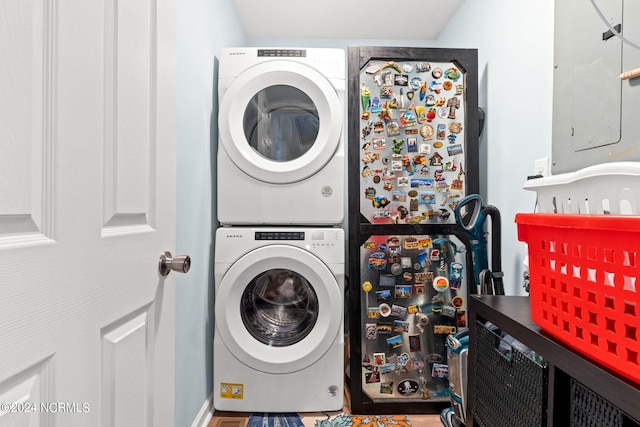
0;360;54;425
103;0;154;234
101;307;153;427
0;0;176;425
0;0;55;247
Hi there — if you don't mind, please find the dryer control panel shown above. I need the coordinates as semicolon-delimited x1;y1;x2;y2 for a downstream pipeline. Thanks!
255;231;305;240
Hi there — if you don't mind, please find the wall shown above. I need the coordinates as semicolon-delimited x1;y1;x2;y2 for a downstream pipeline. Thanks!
249;0;555;296
175;0;244;425
433;1;555;294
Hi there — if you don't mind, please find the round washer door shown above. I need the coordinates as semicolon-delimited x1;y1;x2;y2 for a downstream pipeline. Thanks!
218;60;343;184
215;245;342;374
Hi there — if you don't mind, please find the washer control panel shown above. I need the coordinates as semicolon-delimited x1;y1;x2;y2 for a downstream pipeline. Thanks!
257;49;306;58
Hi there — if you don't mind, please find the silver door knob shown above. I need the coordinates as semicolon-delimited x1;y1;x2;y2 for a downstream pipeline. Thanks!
159;251;191;276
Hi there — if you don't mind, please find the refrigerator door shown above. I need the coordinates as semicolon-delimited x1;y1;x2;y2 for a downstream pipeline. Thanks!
356;234;469;406
348;46;479;414
352;48;479;225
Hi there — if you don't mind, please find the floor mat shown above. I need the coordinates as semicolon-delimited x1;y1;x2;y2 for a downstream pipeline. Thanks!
306;413;412;427
247;413;305;427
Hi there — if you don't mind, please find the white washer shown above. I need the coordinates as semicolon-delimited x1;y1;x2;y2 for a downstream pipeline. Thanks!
213;227;344;412
217;47;345;226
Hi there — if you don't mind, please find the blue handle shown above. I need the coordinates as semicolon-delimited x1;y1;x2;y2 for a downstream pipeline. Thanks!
454;194;489;289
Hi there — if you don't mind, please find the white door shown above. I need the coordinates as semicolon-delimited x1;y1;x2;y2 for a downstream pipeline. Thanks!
0;1;177;426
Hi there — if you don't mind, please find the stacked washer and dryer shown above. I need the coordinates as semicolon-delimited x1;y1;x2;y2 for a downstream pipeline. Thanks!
214;48;346;413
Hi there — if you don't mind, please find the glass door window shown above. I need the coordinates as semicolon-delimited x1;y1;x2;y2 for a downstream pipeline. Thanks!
243;85;320;162
241;268;319;347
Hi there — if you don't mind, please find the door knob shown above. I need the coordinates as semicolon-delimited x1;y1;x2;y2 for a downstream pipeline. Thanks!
159;251;191;276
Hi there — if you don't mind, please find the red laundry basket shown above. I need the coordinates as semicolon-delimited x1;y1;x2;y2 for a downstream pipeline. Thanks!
516;213;640;384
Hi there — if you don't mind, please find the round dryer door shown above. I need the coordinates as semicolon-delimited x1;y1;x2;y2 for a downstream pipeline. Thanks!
215;245;342;374
218;60;343;184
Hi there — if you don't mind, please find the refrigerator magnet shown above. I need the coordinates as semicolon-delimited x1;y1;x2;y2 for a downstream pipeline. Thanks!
400;256;413;268
365;369;381;384
381;61;402;73
380;382;394;394
445;67;461;81
457;310;467;328
387;122;400;136
425;94;436;106
390;263;403;276
397;352;410;367
415;312;430;332
386;335;403;349
394;320;410;333
448;121;463;134
416;62;431;73
379;303;391;317
365;63;381;74
432;363;449;379
376;322;393;333
365;323;377;340
434;325;457;335
442;305;457;318
398;379;419;396
394;285;412;298
373;352;386;366
409;335;421;352
394;74;408;86
451;295;464;309
391;304;408;318
380;364;396;375
426;353;444;363
376;289;392;302
412;358;425;371
413;284;426;295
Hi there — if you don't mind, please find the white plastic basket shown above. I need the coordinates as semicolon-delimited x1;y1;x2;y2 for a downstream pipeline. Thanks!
523;162;640;215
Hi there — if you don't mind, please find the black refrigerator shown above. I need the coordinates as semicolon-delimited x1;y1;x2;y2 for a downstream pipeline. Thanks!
347;46;480;414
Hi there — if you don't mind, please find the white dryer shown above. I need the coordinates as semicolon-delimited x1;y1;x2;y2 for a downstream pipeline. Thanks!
213;227;344;412
217;48;345;226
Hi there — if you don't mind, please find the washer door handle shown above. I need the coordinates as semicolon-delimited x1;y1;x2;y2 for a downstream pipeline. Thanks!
159;251;191;276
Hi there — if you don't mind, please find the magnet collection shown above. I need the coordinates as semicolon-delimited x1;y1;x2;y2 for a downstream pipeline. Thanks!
359;60;466;224
360;235;467;400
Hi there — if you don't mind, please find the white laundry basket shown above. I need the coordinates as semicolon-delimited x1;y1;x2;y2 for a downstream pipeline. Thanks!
523;162;640;215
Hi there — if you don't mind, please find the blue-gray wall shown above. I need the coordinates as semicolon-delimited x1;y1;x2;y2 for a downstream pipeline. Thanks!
175;1;554;425
175;1;244;425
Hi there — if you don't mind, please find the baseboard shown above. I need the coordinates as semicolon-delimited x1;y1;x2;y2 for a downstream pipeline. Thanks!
191;393;213;427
